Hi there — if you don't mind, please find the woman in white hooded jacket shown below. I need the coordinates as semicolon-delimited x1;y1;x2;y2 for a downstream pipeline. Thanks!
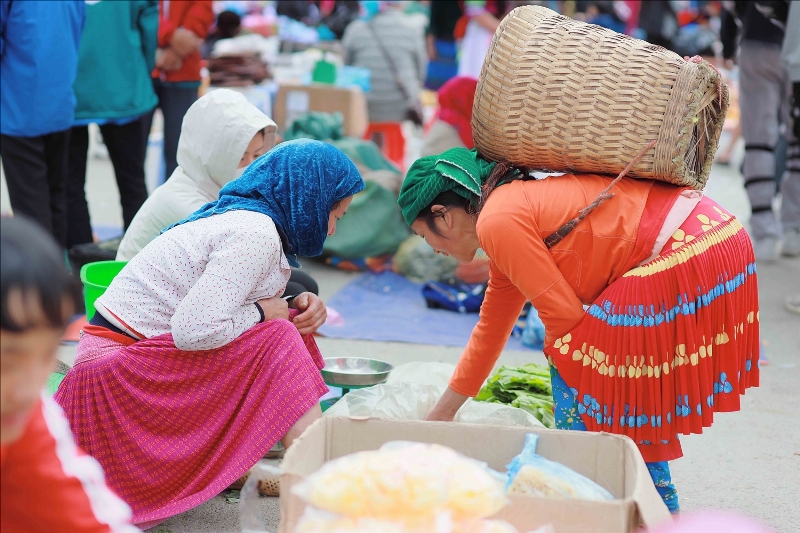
118;89;321;296
117;89;276;262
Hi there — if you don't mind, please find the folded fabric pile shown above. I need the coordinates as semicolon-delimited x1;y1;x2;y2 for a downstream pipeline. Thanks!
207;53;268;87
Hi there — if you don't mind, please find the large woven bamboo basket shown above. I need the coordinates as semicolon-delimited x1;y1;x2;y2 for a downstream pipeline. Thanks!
472;5;729;190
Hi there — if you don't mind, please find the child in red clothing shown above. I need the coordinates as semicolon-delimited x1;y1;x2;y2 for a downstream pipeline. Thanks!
0;216;139;533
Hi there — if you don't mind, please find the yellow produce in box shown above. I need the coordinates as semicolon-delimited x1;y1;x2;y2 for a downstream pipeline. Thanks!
292;442;507;521
293;510;519;533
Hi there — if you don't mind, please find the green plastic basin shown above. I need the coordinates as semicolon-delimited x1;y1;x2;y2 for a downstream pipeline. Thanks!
79;260;127;320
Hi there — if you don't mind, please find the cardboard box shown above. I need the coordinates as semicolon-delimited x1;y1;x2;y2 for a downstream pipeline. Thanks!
273;83;368;138
280;417;671;533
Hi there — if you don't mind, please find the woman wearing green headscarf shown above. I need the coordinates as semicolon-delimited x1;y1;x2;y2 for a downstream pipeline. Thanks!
398;148;760;513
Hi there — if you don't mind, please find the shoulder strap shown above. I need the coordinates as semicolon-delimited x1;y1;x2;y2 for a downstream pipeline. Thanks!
366;20;412;102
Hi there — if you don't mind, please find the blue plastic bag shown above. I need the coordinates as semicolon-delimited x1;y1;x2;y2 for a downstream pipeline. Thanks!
422;281;486;313
506;434;614;501
521;307;545;349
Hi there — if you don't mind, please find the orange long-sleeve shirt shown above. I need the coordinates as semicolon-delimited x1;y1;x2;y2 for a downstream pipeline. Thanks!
450;174;680;397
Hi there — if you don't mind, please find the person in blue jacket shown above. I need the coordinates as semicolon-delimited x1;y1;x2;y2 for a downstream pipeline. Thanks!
66;0;158;248
0;0;85;249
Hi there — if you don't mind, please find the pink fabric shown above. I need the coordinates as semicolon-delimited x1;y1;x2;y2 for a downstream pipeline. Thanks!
55;317;327;526
650;512;775;533
436;77;478;148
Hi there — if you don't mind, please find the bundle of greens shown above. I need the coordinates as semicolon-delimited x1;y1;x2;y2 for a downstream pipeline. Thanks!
474;364;555;428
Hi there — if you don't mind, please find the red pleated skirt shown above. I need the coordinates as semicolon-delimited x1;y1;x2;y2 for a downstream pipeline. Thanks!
545;197;760;463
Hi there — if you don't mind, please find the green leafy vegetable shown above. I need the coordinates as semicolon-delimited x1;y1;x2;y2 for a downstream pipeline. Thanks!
475;364;555;428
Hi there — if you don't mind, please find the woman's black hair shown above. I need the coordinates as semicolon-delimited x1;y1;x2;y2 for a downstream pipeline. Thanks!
414;163;529;238
216;10;241;38
1;216;81;332
415;190;473;238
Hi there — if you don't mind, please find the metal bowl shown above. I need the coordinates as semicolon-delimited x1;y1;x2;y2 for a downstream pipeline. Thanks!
321;357;394;387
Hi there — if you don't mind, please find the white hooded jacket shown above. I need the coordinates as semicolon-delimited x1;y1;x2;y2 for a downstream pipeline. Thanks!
116;90;277;261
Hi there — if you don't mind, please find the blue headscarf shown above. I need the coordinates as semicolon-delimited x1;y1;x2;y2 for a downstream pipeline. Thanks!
166;139;365;267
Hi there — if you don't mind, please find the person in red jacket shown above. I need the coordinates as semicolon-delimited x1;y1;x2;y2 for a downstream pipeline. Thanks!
1;216;139;533
143;0;214;178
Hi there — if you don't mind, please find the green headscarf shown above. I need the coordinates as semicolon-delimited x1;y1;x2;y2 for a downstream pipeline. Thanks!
398;148;496;225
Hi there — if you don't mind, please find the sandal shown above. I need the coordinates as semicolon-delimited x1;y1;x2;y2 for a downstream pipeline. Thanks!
226;469;280;496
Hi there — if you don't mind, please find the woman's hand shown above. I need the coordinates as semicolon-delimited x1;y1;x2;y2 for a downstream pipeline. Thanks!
290;293;327;335
170;27;202;57
425;387;470;422
256;296;290;321
426;34;437;60
157;48;183;71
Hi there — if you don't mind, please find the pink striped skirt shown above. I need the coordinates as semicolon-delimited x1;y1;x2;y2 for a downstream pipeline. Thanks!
54;319;328;527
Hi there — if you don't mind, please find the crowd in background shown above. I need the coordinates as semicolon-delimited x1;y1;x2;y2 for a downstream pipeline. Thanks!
1;0;796;318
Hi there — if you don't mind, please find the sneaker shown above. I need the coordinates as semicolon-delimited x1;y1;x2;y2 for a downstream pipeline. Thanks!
782;228;800;257
786;294;800;315
752;236;779;263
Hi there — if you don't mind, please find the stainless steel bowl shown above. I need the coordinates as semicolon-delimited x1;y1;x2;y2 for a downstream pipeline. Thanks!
321;357;394;387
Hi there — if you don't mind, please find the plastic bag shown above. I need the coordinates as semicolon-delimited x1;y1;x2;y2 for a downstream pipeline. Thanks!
325;382;441;420
422;280;486;313
325;363;544;428
292;441;507;522
520;307;545;350
393;235;459;283
506;434;614;501
239;461;281;533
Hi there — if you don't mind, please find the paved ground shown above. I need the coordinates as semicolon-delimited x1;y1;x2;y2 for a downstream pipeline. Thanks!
2;135;798;532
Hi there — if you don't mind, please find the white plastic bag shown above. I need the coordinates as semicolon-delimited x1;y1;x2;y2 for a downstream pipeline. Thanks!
325;363;544;429
239;461;280;533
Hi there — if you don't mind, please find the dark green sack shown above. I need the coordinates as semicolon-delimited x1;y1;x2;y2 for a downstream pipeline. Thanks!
323;181;409;258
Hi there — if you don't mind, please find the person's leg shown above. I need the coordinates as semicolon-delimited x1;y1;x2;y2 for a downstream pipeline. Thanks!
65;126;94;247
739;42;784;258
160;84;198;177
280;404;322;449
141;78;160;152
549;365;680;513
646;461;680;514
780;76;800;256
0;134;54;236
282;282;307;297
287;269;320;295
99;121;149;230
42;130;71;250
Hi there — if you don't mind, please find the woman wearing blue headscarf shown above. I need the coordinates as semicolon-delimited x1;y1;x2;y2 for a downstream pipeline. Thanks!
54;140;365;527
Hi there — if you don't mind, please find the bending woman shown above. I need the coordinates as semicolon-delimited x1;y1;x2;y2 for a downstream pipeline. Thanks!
55;140;364;527
397;148;760;513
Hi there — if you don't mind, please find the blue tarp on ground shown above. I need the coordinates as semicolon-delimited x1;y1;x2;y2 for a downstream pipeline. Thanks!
318;271;528;349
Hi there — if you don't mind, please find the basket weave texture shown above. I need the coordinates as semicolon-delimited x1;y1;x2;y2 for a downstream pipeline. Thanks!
472;5;729;190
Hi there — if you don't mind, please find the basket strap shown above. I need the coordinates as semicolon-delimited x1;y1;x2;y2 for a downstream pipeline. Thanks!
366;21;413;105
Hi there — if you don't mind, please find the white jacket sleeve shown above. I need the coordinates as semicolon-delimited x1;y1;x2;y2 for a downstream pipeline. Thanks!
116;184;210;262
